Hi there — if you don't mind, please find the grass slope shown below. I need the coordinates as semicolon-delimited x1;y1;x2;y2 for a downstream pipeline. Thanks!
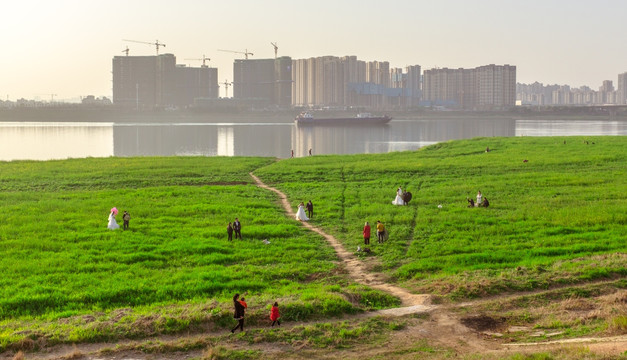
254;136;627;298
0;156;397;350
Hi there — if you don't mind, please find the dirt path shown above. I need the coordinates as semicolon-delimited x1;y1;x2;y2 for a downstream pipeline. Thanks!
8;175;625;359
249;173;432;309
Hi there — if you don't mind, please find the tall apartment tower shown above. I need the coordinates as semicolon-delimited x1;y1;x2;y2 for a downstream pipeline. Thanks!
423;64;515;109
618;72;627;105
112;53;218;109
233;57;292;106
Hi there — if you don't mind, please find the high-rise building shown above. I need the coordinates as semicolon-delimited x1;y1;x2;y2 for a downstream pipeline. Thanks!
232;57;292;106
291;55;420;109
112;53;218;109
618;72;627;105
423;64;515;109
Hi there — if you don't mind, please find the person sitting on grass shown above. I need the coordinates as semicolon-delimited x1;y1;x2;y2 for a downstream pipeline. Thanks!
481;197;490;208
467;197;475;208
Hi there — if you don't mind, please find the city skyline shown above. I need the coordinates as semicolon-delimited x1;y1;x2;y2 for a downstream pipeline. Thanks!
2;0;626;100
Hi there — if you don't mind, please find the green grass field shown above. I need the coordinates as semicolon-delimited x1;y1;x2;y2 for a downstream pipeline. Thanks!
254;136;627;297
0;136;625;353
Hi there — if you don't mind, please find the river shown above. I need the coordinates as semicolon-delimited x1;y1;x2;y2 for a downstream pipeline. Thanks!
0;117;625;161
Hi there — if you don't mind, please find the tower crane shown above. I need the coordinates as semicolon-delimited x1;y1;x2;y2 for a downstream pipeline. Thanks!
217;49;253;59
122;46;130;56
271;42;278;59
123;39;166;55
221;79;232;98
184;55;211;67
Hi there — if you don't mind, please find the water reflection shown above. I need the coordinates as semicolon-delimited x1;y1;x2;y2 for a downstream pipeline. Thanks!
0;122;113;161
515;119;627;136
0;118;624;161
290;118;516;156
112;123;293;157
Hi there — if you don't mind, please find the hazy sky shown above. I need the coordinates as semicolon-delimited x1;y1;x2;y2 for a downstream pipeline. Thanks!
1;0;625;100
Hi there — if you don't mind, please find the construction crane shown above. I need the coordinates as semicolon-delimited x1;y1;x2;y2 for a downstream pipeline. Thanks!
221;79;232;98
218;49;253;59
122;46;130;56
36;94;57;102
271;42;278;59
184;55;211;67
123;39;166;55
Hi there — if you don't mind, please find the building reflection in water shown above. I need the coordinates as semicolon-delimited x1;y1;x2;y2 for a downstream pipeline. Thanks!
217;126;234;156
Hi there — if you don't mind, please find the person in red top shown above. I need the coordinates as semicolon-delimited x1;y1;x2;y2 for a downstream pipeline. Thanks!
239;297;248;309
363;222;371;245
270;301;281;326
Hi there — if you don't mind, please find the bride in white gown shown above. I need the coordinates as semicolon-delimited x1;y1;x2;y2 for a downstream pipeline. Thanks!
392;187;406;205
108;210;120;230
295;202;309;221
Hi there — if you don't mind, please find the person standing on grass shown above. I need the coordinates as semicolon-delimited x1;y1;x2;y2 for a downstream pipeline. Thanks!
376;220;385;243
270;302;281;326
233;218;242;239
122;211;130;230
107;209;119;230
363;222;371;245
306;200;314;218
231;293;246;333
227;222;234;241
476;191;482;206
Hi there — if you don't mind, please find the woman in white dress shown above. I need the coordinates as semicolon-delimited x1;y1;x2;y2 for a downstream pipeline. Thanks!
476;191;482;206
108;210;120;230
392;187;406;205
295;202;309;221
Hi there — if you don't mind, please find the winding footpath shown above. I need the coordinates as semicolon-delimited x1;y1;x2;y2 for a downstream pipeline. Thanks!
250;173;433;311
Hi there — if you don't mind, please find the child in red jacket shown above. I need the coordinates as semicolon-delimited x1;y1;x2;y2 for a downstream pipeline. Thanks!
270;302;281;326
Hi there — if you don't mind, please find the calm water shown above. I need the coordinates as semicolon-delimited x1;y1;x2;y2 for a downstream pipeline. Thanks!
1;118;625;161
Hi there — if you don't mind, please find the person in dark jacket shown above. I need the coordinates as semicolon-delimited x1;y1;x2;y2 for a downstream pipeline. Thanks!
233;218;242;239
306;200;314;218
231;293;245;333
227;222;233;241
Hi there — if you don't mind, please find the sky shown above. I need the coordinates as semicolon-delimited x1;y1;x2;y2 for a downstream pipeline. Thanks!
1;0;626;100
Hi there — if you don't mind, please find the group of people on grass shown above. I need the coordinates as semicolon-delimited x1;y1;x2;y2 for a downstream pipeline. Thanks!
295;200;313;221
231;293;281;333
362;220;387;245
107;208;131;230
226;218;242;240
467;190;490;208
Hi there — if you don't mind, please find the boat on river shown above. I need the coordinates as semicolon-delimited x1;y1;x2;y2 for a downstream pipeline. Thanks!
294;112;392;126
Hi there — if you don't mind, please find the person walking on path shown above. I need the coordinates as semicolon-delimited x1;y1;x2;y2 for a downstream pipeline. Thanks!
270;302;281;327
227;222;234;241
233;218;242;239
376;220;385;243
122;211;130;230
363;222;371;245
231;293;246;333
306;200;314;218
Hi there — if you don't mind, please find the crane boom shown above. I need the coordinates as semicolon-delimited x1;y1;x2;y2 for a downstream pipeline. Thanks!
123;39;166;55
217;49;253;59
184;55;211;67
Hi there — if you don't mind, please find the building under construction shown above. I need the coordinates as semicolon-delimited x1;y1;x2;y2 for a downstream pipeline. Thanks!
232;56;292;107
112;53;219;109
